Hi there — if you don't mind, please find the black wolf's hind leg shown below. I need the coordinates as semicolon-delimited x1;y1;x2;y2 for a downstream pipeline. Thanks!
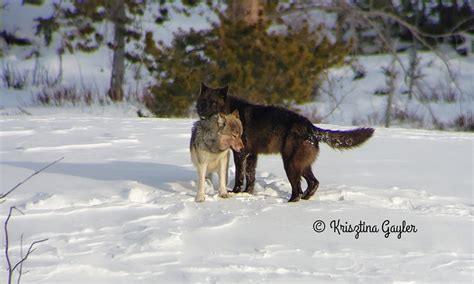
301;166;319;200
231;150;246;193
283;140;317;202
287;173;302;202
284;160;302;203
243;153;258;194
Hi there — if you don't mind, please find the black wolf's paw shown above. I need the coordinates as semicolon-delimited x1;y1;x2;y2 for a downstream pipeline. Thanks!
243;188;254;195
230;186;243;193
288;194;301;202
301;191;315;200
301;194;311;200
301;186;318;200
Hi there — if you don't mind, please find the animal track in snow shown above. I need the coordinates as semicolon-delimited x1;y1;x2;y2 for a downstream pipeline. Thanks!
317;186;472;217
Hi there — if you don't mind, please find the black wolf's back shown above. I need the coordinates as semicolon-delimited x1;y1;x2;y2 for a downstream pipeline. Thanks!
226;95;374;152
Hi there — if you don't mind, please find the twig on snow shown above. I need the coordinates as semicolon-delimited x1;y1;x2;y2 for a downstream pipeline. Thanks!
0;157;64;202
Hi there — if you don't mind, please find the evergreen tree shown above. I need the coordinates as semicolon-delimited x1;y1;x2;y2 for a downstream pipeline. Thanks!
144;1;348;117
44;0;146;101
35;0;149;101
34;0;203;102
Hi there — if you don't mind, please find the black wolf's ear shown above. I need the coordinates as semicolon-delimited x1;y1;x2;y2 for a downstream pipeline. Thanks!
219;85;229;99
200;82;209;94
231;109;240;119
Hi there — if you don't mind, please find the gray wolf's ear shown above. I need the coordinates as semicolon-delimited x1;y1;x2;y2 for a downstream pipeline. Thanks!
217;113;226;127
231;109;240;119
219;85;229;99
200;82;209;94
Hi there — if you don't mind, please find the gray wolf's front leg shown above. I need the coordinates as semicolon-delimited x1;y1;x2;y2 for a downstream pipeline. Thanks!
218;151;231;199
195;163;208;202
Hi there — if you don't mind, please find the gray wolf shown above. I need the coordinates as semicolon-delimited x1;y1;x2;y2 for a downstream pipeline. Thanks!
196;82;374;202
190;111;244;202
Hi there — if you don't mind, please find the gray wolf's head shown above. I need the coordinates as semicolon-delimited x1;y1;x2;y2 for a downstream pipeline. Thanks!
217;110;244;152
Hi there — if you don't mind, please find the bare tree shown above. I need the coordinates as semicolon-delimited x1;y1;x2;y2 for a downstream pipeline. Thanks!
276;1;472;128
382;58;398;128
276;1;472;85
108;0;127;102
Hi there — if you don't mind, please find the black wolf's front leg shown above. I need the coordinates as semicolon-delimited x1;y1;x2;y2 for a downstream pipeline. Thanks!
231;150;247;193
243;153;258;194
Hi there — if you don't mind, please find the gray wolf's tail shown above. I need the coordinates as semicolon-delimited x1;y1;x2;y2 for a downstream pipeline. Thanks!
312;126;374;150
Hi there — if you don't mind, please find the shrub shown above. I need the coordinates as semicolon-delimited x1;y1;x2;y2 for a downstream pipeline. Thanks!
452;113;474;132
32;85;105;106
350;61;367;80
418;80;459;103
144;16;349;117
1;63;29;89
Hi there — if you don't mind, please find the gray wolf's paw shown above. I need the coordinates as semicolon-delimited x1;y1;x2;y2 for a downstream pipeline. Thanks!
195;195;205;202
219;192;231;199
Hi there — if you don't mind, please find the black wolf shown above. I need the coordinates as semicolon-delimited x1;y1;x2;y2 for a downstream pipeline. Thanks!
196;83;374;202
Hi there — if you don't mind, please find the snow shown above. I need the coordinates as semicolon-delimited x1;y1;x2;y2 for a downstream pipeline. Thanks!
300;52;474;129
1;114;473;283
1;1;473;282
1;0;213;98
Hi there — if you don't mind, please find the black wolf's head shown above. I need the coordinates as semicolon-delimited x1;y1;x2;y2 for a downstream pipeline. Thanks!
196;82;228;119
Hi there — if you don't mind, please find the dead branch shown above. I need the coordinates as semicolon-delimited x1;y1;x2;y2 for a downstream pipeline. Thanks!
16;107;32;116
17;234;24;284
0;157;64;202
4;206;48;284
1;158;61;283
4;207;15;284
11;239;48;275
318;71;355;122
4;208;48;284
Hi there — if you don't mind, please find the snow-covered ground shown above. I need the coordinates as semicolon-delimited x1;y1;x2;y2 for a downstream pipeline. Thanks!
0;113;472;283
300;52;474;129
1;1;473;282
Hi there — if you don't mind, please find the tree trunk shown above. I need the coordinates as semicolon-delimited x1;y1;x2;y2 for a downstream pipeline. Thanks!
335;0;347;43
57;50;63;84
384;59;397;128
32;51;39;86
407;2;422;101
228;0;263;25
109;0;126;102
407;47;416;100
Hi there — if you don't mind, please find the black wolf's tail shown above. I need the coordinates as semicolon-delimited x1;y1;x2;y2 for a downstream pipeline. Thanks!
312;126;374;150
